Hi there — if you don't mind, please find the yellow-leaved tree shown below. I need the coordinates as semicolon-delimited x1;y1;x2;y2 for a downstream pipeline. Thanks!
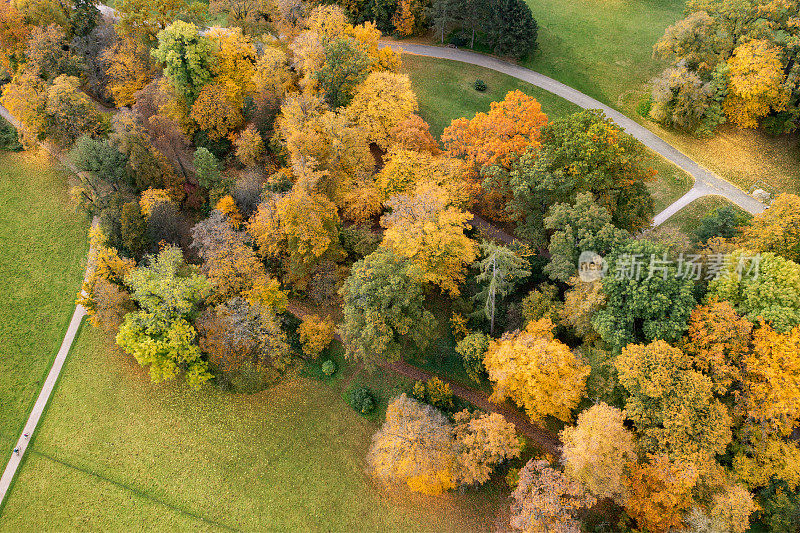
380;182;477;295
345;71;418;150
484;318;590;422
560;402;637;504
298;314;335;359
737;193;800;262
723;39;790;128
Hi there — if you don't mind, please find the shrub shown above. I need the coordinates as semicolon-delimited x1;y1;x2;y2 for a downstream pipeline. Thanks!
349;386;376;414
506;467;520;488
0;116;22;151
474;79;487;92
695;205;749;243
321;359;336;376
456;332;490;383
411;377;454;410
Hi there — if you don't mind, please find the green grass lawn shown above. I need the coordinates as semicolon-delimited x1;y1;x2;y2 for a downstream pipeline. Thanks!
0;150;88;465
0;325;504;530
522;0;684;113
647;195;751;249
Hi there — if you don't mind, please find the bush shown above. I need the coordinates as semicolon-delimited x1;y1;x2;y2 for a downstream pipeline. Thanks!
411;377;454;410
636;94;653;118
348;386;376;414
695;205;750;243
321;359;336;376
456;332;490;383
474;79;487;92
0;116;22;151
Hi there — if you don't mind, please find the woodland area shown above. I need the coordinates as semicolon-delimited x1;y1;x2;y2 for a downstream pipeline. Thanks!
0;0;799;531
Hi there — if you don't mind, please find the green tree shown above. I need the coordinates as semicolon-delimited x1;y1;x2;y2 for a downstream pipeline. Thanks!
473;242;530;334
508;110;654;244
696;204;750;243
543;192;630;282
592;239;696;352
315;38;372;109
151;20;216;104
486;0;537;59
707;250;800;333
193;147;222;190
455;332;490;383
339;247;435;368
117;246;211;387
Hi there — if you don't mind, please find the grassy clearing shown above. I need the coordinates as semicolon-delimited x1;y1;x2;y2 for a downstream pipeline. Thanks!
522;0;684;113
0;150;88;464
647;195;751;249
1;326;503;531
401;54;580;137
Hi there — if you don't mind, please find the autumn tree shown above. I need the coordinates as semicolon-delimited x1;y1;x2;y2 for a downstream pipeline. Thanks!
339;247;435;367
723;40;790;129
510;459;596;533
624;454;699;533
506;110;654;244
442;90;548;217
473;242;530;334
206;26;256;108
0;3;30;73
616;340;732;466
375;147;461;201
191;210;283;304
707;250;800;333
345;71;418;149
560;403;637;504
151;21;216;104
453;410;521;486
485;319;589;422
367;394;459;495
559;277;605;342
23;23;81;80
738;193;800;262
543;192;629;283
44;75;105;146
381;182;477;295
297;314;335;359
592;239;696;352
250;186;345;286
196;296;290;377
193;147;222;190
116;246;212;387
388;114;440;154
102;39;159;107
233;125;264;167
114;0;207;47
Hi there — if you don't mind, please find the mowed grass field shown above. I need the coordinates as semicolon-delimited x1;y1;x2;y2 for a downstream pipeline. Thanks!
648;195;751;248
0;150;88;465
0;326;503;531
401;54;692;213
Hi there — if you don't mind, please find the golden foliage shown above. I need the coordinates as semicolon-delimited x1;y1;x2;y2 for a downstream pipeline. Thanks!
190;82;244;139
737;193;800;262
381;182;477;295
139;188;173;216
624;454;699;533
233;124;264;167
560;403;637;504
484;319;589;422
723;39;790;128
345;71;418;150
298;314;335;359
102;39;158;107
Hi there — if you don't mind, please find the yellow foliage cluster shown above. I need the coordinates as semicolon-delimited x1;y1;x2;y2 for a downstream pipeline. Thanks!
484;319;589;422
139;188;173;216
297;314;336;359
723;40;790;128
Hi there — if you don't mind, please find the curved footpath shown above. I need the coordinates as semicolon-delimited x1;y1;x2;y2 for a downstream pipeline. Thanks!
381;42;768;223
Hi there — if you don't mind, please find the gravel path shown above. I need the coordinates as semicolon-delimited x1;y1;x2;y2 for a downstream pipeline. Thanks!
382;42;769;222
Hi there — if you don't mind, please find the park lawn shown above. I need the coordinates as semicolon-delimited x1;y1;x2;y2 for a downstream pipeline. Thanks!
0;150;88;465
401;53;693;214
647;195;751;249
522;0;684;114
401;53;580;137
0;325;504;531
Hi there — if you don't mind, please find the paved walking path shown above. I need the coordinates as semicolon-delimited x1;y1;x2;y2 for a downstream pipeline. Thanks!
0;304;87;506
382;42;769;223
